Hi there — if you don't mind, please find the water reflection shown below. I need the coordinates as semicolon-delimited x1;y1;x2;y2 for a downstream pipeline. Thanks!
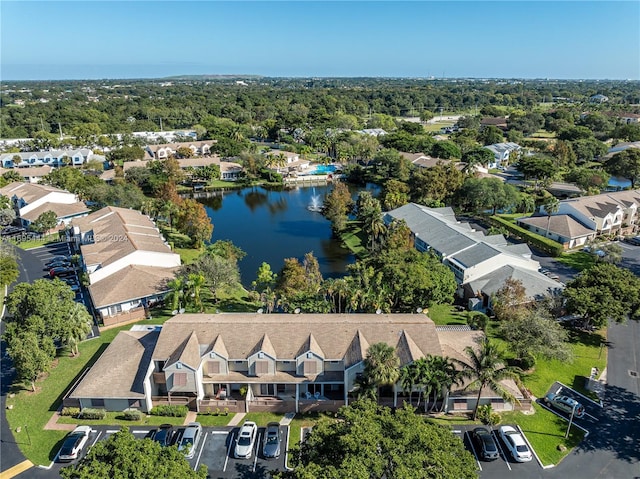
195;184;377;286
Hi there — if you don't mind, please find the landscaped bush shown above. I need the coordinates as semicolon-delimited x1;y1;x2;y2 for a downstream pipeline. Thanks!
122;409;143;421
466;311;489;331
60;407;80;417
150;405;188;417
78;408;106;420
476;404;501;426
490;215;564;256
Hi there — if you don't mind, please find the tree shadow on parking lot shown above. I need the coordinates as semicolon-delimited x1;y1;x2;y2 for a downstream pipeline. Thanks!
575;384;640;463
229;462;270;479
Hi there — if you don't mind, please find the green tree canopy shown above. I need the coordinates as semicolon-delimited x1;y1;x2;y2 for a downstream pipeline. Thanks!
61;428;207;479
30;210;58;233
605;148;640;188
278;400;478;479
563;263;640;328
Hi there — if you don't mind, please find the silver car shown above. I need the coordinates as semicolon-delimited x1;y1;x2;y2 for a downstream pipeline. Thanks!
177;422;202;459
262;422;282;459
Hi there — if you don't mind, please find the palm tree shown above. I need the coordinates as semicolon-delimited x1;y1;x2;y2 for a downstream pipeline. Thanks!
166;277;185;311
399;363;418;406
456;338;522;420
369;215;387;251
543;196;560;238
363;343;400;404
426;355;460;412
187;273;206;312
65;303;92;356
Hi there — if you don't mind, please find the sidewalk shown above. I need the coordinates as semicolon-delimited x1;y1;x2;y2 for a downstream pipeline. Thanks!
227;412;246;426
183;411;198;425
44;409;78;431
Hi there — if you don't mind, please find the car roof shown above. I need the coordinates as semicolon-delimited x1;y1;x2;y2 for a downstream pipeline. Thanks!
73;425;91;434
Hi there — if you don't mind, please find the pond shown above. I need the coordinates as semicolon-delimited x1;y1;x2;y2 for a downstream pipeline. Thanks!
197;183;377;287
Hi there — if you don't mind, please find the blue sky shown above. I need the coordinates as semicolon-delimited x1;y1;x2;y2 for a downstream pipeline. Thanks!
2;1;639;80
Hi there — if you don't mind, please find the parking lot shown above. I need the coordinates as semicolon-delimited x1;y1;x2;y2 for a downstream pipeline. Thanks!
56;425;289;479
453;424;542;476
538;382;604;432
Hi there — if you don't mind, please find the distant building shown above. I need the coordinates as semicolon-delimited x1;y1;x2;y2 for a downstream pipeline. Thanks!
0;149;98;168
0;181;89;229
385;203;561;311
145;141;215;160
589;94;609;104
482;142;521;169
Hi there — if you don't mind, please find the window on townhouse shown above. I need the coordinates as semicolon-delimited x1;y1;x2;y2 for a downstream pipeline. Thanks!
107;304;123;316
173;372;187;387
91;398;105;407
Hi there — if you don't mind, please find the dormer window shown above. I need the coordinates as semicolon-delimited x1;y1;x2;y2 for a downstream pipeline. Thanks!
176;362;182;369
258;352;264;359
307;352;313;359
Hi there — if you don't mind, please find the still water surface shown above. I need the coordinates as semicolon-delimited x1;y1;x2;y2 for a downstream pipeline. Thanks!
198;184;377;286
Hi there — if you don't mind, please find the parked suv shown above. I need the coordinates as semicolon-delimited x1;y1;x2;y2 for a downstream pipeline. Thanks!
471;427;499;461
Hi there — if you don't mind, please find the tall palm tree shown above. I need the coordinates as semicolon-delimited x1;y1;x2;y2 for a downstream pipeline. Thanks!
426;355;460;412
65;303;92;356
456;338;522;420
543;196;560;238
166;277;185;311
399;363;418;406
187;273;206;312
363;343;400;404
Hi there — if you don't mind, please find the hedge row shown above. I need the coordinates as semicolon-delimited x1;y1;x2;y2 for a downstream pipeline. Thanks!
490;215;564;257
150;405;188;417
78;408;106;420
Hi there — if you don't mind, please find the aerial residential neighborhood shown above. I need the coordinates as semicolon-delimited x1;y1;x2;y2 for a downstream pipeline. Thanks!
1;2;639;479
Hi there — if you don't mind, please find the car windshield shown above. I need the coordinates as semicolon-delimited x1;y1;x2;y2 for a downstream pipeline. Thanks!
238;436;252;446
516;445;529;452
266;435;278;444
181;437;194;447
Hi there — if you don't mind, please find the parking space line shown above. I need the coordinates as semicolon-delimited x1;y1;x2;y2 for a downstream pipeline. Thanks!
194;431;207;471
90;431;102;447
515;425;543;469
537;401;591;433
253;432;262;472
224;432;234;471
464;430;482;471
492;430;511;471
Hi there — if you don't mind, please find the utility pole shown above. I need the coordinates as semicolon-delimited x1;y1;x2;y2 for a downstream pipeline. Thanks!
58;123;63;141
40;117;45;131
159;117;163;132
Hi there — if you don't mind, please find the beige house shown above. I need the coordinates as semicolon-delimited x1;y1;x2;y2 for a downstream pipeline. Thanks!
0;181;89;229
69;206;180;325
66;313;526;414
515;190;640;250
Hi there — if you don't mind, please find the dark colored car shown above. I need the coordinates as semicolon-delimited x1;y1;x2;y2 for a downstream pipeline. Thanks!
471;427;499;461
45;255;71;266
151;424;176;447
45;260;71;270
262;422;282;459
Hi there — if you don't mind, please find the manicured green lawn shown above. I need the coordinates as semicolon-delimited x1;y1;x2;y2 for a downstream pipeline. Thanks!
427;304;468;326
242;412;285;426
501;404;584;466
557;251;595;272
5;326;126;465
340;222;367;256
195;413;234;427
12;234;60;250
175;247;203;265
522;329;607;399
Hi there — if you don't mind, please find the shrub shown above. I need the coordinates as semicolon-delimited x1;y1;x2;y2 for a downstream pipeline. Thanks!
122;409;143;421
476;405;501;426
149;405;188;417
78;408;106;420
466;312;489;331
60;407;80;417
490;215;564;256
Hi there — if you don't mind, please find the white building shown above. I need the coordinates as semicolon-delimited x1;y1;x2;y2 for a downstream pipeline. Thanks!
70;207;181;325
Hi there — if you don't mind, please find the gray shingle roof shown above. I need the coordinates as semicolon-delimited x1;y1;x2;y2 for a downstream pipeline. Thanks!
450;243;501;268
467;265;563;300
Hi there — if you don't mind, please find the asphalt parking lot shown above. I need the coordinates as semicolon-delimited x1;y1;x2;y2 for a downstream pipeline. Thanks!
538;382;604;432
453;424;542;476
71;425;289;479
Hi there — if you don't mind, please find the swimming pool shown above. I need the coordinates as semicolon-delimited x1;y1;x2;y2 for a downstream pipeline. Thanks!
308;164;338;175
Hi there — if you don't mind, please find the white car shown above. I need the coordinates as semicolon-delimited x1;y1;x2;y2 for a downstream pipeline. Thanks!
234;421;258;459
58;425;91;462
499;425;532;462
